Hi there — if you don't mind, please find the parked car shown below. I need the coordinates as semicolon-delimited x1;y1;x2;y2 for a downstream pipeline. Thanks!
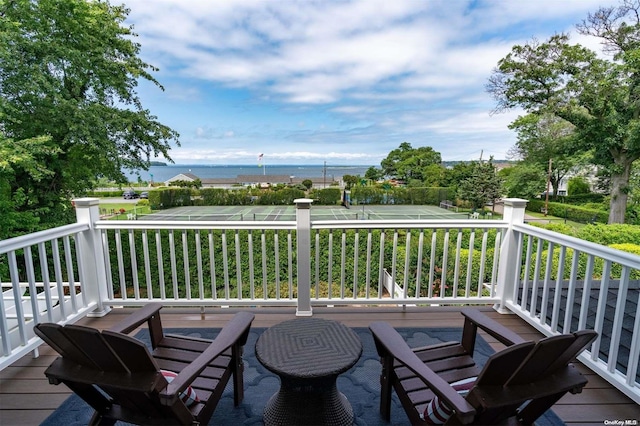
140;191;149;199
123;190;139;199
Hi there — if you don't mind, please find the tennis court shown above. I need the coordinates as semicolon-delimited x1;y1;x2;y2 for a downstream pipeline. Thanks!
138;204;472;221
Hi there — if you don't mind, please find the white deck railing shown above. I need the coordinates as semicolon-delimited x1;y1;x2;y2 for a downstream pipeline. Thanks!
0;197;638;403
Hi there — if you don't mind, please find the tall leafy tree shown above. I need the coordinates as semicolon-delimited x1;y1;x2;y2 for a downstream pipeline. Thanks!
498;163;546;199
508;114;586;199
0;136;59;239
487;1;640;223
380;142;442;182
0;0;179;235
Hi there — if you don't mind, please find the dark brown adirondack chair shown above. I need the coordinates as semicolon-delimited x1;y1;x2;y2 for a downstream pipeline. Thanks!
34;303;255;425
369;309;597;425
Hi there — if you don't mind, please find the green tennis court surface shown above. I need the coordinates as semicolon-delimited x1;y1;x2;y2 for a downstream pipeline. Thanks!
137;205;472;221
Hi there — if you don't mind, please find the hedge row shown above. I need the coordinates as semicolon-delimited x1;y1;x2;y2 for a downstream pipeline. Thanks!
148;187;345;209
350;186;455;205
527;199;608;224
562;193;606;204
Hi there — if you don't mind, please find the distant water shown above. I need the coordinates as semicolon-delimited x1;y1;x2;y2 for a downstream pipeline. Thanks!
124;164;374;183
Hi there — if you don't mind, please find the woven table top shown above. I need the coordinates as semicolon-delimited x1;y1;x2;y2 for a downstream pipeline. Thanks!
255;317;363;379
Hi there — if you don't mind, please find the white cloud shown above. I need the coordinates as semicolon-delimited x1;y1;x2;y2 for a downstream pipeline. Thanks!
121;0;621;164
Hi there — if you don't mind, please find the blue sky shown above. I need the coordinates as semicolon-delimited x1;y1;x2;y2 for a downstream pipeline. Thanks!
124;0;618;166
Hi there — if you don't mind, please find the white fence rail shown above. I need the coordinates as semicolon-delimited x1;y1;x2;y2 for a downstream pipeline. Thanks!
0;197;638;404
0;222;97;369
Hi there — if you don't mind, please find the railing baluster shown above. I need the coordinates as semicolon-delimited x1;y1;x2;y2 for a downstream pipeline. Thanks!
248;231;255;300
415;230;424;299
50;238;66;319
62;235;78;312
314;230;320;299
235;230;243;300
428;230;436;298
453;229;462;298
195;230;204;300
208;231;217;300
465;229;474;298
328;231;333;299
222;231;230;300
115;230;127;301
478;230;487;298
8;252;26;347
75;233;89;306
550;246;566;332
141;230;152;300
563;248;581;334
274;232;280;299
37;243;54;322
540;241;555;326
591;260;612;362
23;247;39;326
353;230;359;300
530;237;543;318
129;230;140;300
261;230;267;300
403;230;411;299
341;230;346;299
390;230;398;299
100;230;113;301
378;231;385;299
441;229;450;297
578;254;595;330
365;230;372;299
156;230;166;300
520;235;533;310
490;230;501;298
607;265;630;375
287;230;293;300
168;231;178;299
182;230;191;300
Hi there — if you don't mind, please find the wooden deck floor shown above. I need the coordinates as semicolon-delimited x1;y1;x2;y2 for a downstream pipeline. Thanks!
1;305;638;425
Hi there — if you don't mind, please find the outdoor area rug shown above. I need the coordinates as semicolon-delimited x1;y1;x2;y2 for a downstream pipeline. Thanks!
41;326;565;426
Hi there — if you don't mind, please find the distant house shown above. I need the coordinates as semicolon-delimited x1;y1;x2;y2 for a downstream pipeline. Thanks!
164;173;200;185
164;173;337;189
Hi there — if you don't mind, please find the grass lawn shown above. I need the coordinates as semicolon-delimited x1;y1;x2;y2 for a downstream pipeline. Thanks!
99;202;152;219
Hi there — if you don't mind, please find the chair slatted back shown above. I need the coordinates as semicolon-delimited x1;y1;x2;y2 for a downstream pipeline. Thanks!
473;341;535;387
102;330;159;372
62;325;129;373
542;330;598;375
34;323;98;368
506;334;576;386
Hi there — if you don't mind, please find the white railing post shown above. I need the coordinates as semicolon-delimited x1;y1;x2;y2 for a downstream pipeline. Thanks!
495;198;527;313
74;198;111;317
295;198;313;316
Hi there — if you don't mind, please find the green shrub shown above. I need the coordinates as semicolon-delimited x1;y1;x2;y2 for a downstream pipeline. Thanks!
148;188;192;209
311;188;341;205
257;188;305;205
527;199;607;224
577;224;640;245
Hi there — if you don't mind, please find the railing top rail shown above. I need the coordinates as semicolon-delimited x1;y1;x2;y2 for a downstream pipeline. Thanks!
95;220;297;231
514;222;640;269
311;219;510;230
0;223;89;254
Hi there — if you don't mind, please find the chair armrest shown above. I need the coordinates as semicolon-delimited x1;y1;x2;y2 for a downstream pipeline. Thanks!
462;309;526;347
109;303;163;334
159;311;255;405
369;321;476;424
